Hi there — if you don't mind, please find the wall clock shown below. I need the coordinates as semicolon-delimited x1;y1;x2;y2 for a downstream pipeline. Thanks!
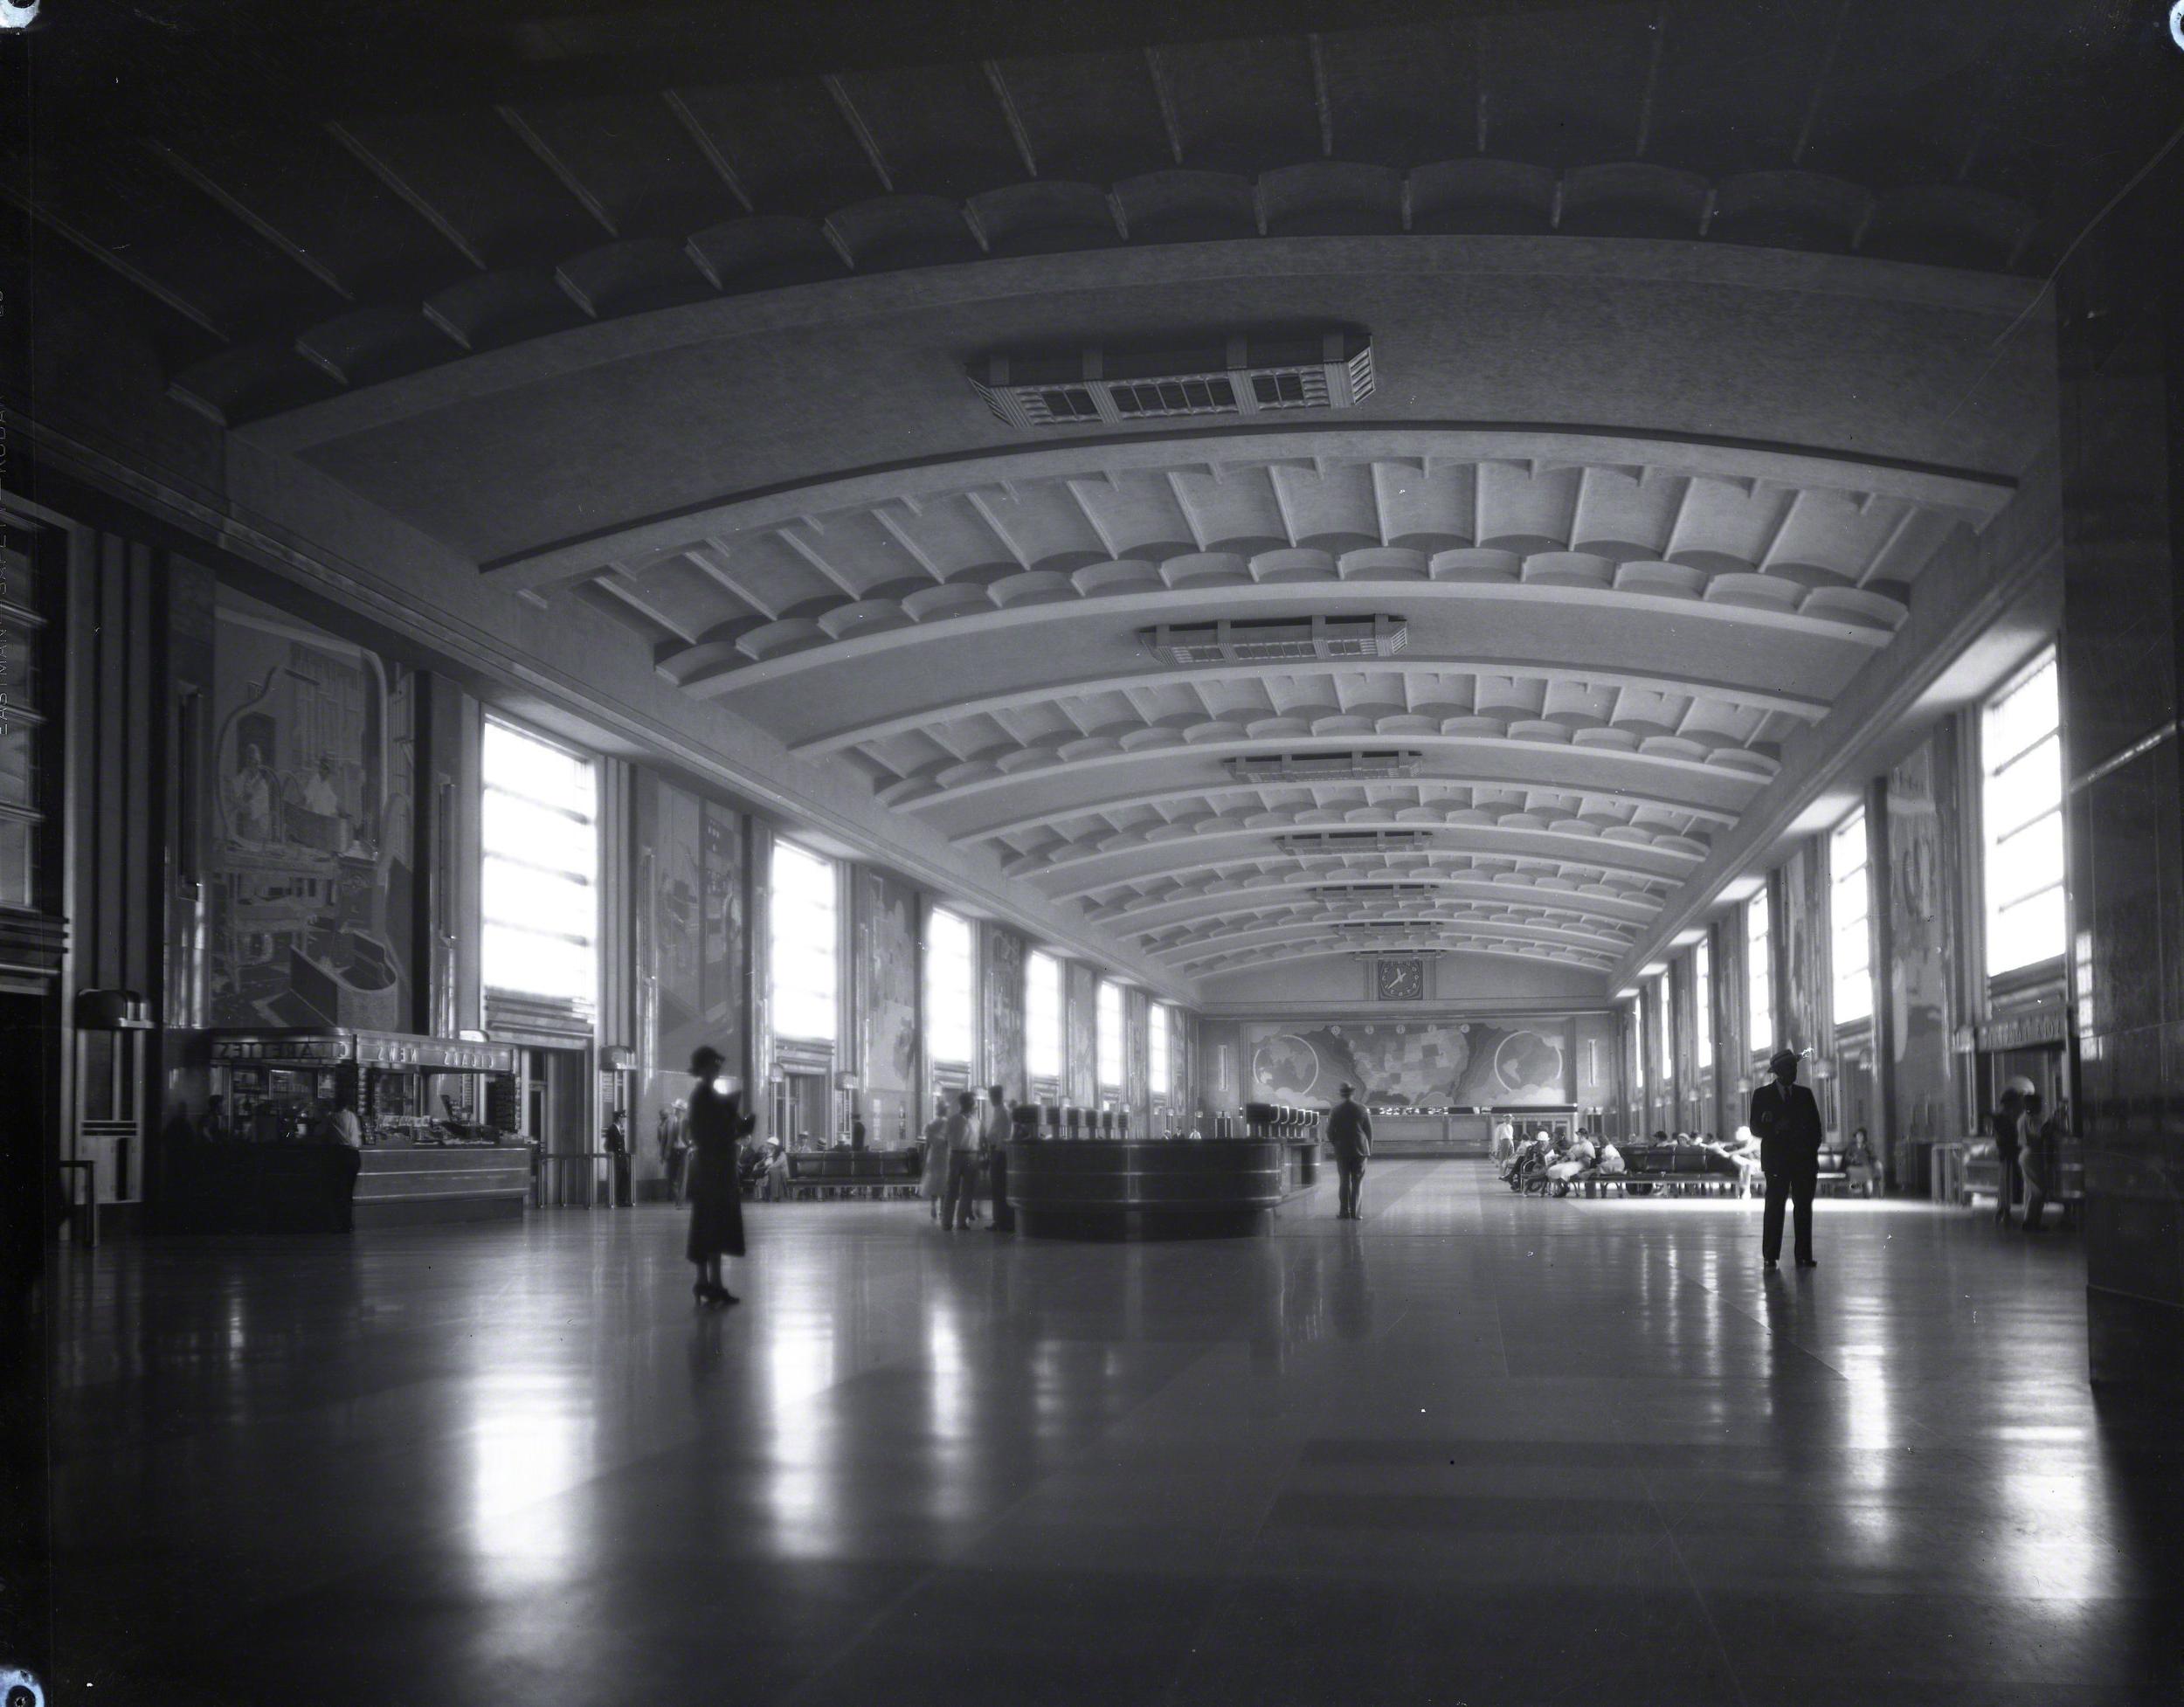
1375;957;1425;1001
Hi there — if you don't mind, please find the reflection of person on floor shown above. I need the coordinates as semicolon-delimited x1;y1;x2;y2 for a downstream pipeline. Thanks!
1328;1083;1372;1220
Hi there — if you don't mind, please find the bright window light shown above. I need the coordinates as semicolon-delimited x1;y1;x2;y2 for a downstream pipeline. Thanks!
1026;951;1063;1081
480;717;596;1003
1654;974;1671;1081
1831;811;1873;1024
1982;653;2065;976
1149;1003;1172;1097
1096;979;1124;1089
770;840;837;1042
1694;936;1713;1071
925;907;975;1065
1747;888;1773;1057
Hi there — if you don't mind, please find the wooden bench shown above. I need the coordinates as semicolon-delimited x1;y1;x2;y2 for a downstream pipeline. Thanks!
782;1150;923;1200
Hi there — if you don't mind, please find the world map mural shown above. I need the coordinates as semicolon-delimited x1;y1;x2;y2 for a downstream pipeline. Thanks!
1246;1019;1573;1109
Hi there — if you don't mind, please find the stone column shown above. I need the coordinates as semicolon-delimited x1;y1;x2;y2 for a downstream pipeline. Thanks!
2056;143;2184;1393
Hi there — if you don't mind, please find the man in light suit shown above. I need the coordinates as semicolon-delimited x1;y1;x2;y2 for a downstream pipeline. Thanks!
1751;1048;1824;1269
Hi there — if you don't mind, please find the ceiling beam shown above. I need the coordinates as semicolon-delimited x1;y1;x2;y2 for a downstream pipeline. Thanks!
823;73;895;192
1144;47;1186;164
147;142;355;301
325;121;487;270
662;89;757;212
495;105;620;236
983;60;1040;178
0;175;229;339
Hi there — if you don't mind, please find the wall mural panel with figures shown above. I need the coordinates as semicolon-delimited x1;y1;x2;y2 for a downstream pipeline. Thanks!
981;922;1026;1100
1245;1017;1576;1110
1887;728;1963;1146
209;588;415;1030
854;866;919;1146
633;771;745;1183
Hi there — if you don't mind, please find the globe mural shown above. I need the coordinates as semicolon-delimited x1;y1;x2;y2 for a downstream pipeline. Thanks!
1251;1033;1321;1098
1493;1030;1565;1098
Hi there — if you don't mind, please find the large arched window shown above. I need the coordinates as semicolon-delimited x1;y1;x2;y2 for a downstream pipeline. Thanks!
1096;979;1124;1092
1746;888;1774;1058
1981;652;2065;977
1026;950;1063;1083
480;716;597;1003
925;906;975;1066
770;840;837;1042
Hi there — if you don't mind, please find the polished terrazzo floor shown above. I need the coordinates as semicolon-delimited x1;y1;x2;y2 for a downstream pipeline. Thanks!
46;1161;2184;1705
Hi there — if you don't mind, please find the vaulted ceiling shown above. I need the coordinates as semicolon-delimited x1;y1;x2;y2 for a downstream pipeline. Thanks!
15;0;2155;994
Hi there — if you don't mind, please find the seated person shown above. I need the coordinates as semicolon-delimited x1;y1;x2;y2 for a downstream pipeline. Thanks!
1845;1126;1883;1197
1596;1138;1626;1174
1545;1130;1598;1183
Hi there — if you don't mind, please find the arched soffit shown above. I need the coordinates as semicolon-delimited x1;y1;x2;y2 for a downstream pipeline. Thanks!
606;453;1987;704
1146;910;1638;964
953;775;1741;850
1078;850;1674;916
1017;819;1704;901
786;645;1835;762
1163;924;1622;975
1095;878;1661;937
1182;938;1620;979
889;731;1772;826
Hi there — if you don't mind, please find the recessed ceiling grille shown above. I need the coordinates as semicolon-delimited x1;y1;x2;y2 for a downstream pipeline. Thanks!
1273;828;1435;851
971;330;1372;430
1227;749;1422;783
1332;921;1434;932
1310;882;1437;897
1144;614;1407;663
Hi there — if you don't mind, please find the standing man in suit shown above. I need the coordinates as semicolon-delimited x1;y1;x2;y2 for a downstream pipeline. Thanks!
1751;1048;1824;1269
983;1085;1015;1233
1327;1084;1373;1220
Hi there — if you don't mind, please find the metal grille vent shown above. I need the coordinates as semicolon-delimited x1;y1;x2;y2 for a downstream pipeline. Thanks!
971;330;1372;430
1273;828;1435;851
1144;615;1407;664
1310;882;1437;898
1227;749;1422;783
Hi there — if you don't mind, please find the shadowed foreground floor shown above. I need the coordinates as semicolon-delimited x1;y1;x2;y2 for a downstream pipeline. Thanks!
47;1161;2184;1705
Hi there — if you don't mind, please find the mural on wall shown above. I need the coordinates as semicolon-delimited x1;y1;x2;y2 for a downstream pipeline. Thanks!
1573;1011;1617;1111
854;867;919;1142
1125;985;1152;1130
1065;960;1099;1105
981;923;1026;1097
1779;842;1823;1056
634;775;744;1168
210;588;415;1029
1888;734;1959;1141
1246;1019;1574;1109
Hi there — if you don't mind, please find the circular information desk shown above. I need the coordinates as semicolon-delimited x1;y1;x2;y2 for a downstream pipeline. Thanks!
1006;1137;1291;1239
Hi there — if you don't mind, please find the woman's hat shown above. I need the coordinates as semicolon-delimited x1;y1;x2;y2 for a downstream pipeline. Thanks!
689;1045;725;1075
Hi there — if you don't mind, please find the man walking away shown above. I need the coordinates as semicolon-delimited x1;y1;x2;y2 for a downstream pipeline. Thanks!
1751;1049;1824;1269
2018;1089;2050;1231
943;1091;981;1230
1327;1084;1372;1220
984;1085;1015;1233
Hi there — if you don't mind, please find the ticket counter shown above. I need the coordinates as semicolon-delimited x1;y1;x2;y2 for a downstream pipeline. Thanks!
177;1029;530;1229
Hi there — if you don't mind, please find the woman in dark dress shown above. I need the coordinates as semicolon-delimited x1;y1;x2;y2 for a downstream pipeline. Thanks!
685;1046;754;1306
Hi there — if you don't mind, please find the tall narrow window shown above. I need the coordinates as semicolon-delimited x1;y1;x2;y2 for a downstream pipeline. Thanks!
1654;974;1672;1082
1693;937;1713;1071
1626;1000;1641;1109
1149;1003;1172;1098
1096;979;1124;1091
481;717;597;1003
1747;888;1773;1057
1982;652;2065;977
770;840;837;1042
1831;811;1873;1023
925;906;975;1065
1026;950;1063;1082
